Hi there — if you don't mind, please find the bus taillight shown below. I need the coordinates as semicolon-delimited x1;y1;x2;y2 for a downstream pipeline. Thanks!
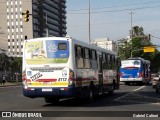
69;69;74;81
120;72;122;77
22;73;26;82
139;72;143;77
69;69;74;85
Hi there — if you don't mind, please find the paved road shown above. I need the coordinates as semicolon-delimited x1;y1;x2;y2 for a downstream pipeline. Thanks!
0;84;160;120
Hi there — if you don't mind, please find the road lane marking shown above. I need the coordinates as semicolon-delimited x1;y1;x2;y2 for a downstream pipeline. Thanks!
133;85;145;92
114;86;146;101
114;85;160;104
114;93;130;101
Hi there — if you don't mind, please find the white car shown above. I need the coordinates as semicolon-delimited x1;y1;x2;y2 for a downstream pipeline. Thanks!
156;79;160;93
152;74;160;88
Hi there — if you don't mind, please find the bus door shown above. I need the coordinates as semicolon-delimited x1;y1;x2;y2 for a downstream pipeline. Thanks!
97;56;103;87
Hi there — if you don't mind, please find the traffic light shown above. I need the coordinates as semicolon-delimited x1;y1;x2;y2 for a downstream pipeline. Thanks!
24;10;29;22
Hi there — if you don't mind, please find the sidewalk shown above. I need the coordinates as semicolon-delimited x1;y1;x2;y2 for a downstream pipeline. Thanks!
0;81;22;87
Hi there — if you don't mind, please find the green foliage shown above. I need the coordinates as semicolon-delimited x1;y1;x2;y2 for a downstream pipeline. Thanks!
0;53;22;74
10;57;22;73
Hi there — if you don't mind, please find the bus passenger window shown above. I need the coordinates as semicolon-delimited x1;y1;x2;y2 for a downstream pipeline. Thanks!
91;50;97;69
110;55;112;62
84;48;90;58
75;46;84;69
84;48;91;68
110;55;116;69
76;46;83;57
108;54;110;62
102;53;108;69
91;50;97;60
102;53;106;61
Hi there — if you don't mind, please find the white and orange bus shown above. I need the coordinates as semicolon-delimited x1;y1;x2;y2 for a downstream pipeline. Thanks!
22;36;119;103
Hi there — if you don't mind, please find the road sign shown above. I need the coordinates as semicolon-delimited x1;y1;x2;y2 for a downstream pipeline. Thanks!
143;47;155;52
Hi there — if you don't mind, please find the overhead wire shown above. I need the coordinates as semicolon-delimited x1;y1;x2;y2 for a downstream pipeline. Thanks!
68;5;160;14
151;35;160;39
68;0;160;12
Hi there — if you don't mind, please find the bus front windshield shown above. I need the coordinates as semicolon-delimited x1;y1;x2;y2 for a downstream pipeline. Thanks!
24;40;69;65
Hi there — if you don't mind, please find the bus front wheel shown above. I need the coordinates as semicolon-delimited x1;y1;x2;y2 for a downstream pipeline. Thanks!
89;84;95;101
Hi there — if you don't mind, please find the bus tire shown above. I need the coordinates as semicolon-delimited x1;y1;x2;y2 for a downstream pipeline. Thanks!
125;82;129;85
156;88;159;93
89;84;95;101
44;97;59;104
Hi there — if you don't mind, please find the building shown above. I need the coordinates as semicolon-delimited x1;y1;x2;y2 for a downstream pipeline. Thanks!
0;0;67;57
91;38;117;52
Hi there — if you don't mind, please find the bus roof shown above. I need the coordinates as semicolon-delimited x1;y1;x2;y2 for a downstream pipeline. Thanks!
24;36;117;56
124;57;150;64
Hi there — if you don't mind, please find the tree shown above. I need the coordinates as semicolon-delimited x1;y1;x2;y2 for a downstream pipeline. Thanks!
132;26;144;37
0;53;10;71
117;38;132;59
131;36;153;58
10;57;22;73
118;26;154;59
149;52;160;73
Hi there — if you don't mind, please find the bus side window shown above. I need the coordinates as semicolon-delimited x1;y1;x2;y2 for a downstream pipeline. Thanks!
102;53;108;69
106;54;110;69
75;46;84;69
142;62;145;77
91;50;97;69
116;58;121;67
111;55;116;69
84;48;91;69
108;54;110;62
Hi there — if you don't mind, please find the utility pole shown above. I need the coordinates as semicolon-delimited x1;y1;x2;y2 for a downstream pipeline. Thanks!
129;12;134;40
88;0;91;44
129;12;135;54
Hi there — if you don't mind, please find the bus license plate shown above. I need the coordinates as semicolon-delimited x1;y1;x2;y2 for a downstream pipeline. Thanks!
42;88;52;92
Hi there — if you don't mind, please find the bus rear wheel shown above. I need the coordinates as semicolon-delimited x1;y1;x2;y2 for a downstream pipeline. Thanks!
156;88;159;93
89;84;95;101
108;85;114;96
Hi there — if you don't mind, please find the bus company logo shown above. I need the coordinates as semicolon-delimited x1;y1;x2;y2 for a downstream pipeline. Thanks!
27;71;32;76
48;44;57;53
1;112;42;118
62;70;67;77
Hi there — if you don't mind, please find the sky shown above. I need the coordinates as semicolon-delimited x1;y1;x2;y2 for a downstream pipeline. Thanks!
66;0;160;45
